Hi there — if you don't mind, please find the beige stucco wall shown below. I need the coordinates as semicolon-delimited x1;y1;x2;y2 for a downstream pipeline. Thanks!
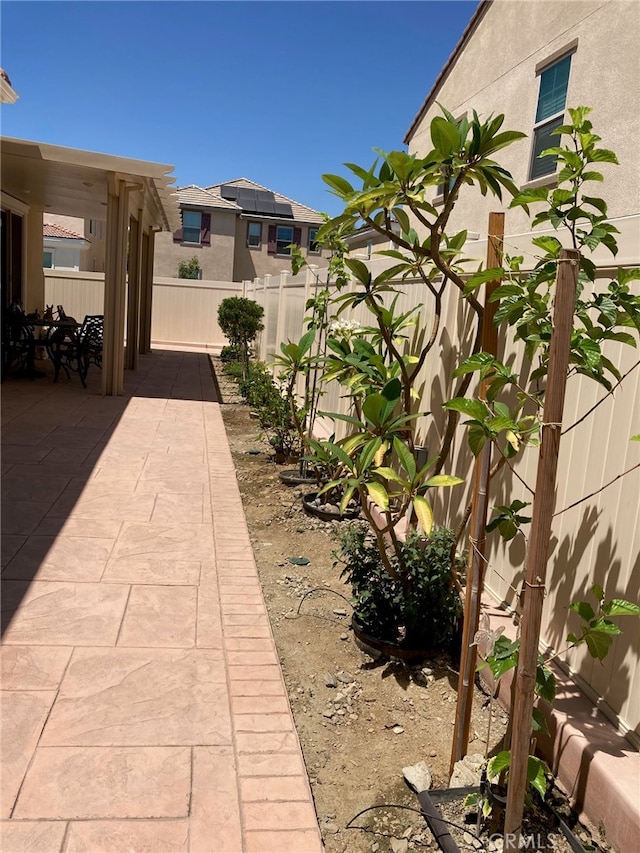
232;219;327;282
407;0;640;260
153;208;236;280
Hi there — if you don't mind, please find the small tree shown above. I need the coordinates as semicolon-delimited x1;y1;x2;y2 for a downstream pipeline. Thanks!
177;256;201;279
217;296;264;377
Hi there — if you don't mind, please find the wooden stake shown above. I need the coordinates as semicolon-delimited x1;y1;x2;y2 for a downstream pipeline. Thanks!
450;212;504;774
503;249;579;847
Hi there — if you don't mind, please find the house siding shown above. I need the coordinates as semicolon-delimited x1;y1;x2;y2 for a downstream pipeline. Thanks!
407;0;639;255
153;208;237;280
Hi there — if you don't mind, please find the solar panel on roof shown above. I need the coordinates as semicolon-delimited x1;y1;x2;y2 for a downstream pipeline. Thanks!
237;188;257;199
257;201;276;215
240;198;258;212
220;185;238;200
274;202;294;218
256;190;275;203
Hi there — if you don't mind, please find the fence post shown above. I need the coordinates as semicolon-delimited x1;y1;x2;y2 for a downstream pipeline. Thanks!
274;271;287;363
260;275;270;363
503;248;579;848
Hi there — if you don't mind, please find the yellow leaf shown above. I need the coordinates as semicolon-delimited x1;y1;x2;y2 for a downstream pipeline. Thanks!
374;441;388;467
506;429;520;451
365;482;389;511
413;495;433;535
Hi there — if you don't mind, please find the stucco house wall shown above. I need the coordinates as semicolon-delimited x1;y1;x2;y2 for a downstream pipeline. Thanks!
153;206;237;281
405;0;639;264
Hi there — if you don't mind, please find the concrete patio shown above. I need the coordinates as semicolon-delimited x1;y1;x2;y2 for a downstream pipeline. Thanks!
1;350;324;853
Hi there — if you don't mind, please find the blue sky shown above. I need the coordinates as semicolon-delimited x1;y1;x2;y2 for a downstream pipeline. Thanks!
1;1;477;216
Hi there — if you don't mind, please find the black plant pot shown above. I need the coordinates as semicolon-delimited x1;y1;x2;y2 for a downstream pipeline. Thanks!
279;469;325;487
302;491;360;522
351;614;436;662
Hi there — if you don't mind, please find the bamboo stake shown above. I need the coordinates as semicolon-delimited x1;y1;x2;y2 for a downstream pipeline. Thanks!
450;213;504;774
503;249;579;847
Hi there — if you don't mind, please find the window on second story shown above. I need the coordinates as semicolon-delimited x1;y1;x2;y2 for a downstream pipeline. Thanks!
247;222;262;248
267;225;302;256
529;53;572;181
174;210;211;246
308;228;320;254
43;249;54;269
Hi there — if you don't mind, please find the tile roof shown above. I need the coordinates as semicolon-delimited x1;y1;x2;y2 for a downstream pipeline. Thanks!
205;178;324;224
177;185;239;211
43;223;86;240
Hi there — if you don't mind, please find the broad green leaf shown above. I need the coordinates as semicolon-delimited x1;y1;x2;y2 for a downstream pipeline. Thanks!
527;756;549;800
601;599;640;617
585;630;613;660
430;115;460;154
532;707;549;734
591;584;605;602
589;148;619;164
374;466;407;485
322;173;355;196
413;495;434;536
298;328;316;357
443;397;489;421
569;601;595;622
393;436;416;481
345;258;371;285
535;665;556;703
362;393;387;427
487;751;511;781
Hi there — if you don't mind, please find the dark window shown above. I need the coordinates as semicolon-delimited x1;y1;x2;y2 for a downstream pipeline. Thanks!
183;210;202;244
308;228;320;254
276;225;294;255
177;210;211;245
529;54;572;180
247;221;262;248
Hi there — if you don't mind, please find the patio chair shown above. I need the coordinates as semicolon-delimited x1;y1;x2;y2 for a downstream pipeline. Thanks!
47;314;104;388
1;304;36;381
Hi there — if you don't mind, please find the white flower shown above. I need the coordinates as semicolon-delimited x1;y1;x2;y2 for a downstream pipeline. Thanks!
328;319;365;340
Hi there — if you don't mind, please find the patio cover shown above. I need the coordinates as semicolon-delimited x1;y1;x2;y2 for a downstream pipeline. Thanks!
1;137;180;394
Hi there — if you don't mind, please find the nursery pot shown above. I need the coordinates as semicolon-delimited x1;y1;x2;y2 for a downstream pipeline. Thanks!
351;614;436;662
302;491;360;522
279;469;325;487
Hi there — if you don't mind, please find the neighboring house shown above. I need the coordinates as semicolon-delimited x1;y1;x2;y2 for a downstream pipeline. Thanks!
345;220;401;260
42;218;89;271
153;178;327;282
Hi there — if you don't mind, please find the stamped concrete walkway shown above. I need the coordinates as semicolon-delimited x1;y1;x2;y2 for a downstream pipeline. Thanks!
1;350;324;853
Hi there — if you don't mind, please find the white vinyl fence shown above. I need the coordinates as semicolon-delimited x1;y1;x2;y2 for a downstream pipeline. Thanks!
44;269;243;350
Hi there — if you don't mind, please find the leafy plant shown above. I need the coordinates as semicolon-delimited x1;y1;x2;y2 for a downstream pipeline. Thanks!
217;296;264;377
237;362;300;458
336;525;465;649
475;585;640;809
177;256;201;279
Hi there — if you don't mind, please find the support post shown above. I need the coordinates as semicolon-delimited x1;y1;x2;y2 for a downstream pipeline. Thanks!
450;212;504;772
140;228;156;354
103;180;129;395
125;210;142;371
503;249;579;847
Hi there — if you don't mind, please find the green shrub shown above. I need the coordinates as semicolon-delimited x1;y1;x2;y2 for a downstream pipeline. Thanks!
177;257;201;279
218;297;264;374
336;525;464;650
238;363;300;457
220;345;240;363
